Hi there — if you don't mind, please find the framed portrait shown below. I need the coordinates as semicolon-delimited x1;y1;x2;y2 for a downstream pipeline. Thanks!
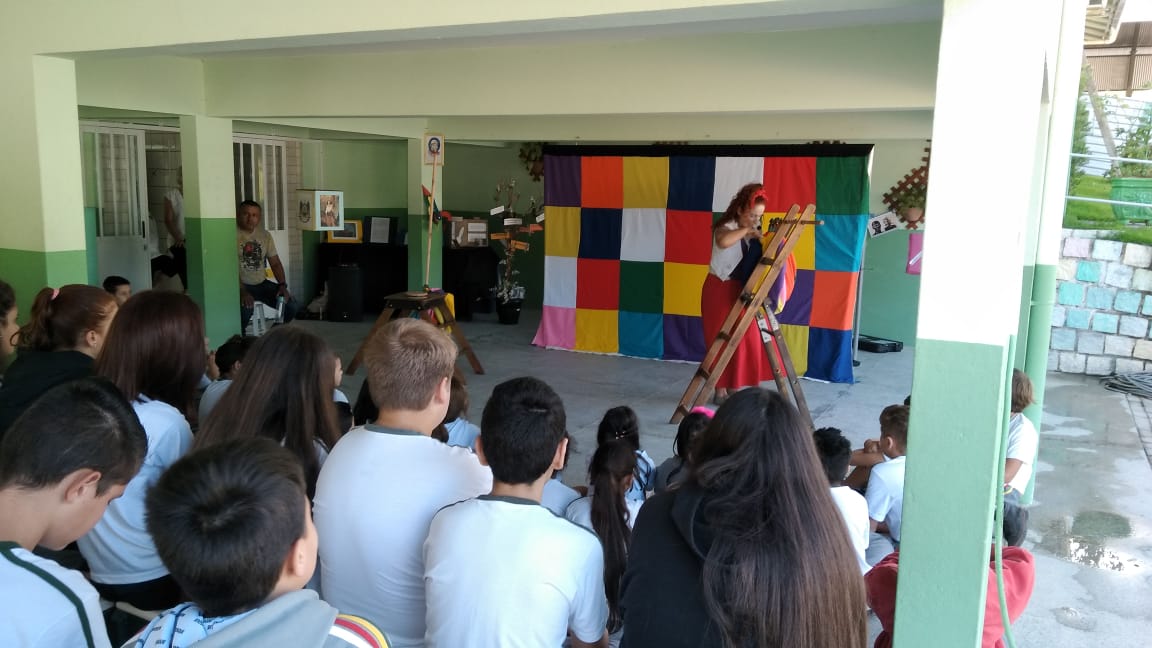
423;133;445;166
297;189;344;232
327;219;363;244
867;211;899;238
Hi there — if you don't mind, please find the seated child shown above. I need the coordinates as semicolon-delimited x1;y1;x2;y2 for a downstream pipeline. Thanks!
596;406;654;502
443;376;480;450
653;407;712;493
541;433;581;516
102;276;132;306
332;352;353;433
197;335;255;423
0;378;147;648
813;427;870;574
127;437;389;648
1005;370;1039;502
867;503;1035;648
424;377;609;648
843;405;908;564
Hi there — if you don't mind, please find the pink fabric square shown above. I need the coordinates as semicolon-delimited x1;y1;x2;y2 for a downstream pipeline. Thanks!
533;306;576;349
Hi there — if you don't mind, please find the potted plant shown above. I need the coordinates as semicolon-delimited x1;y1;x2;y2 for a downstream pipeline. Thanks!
893;181;927;229
490;180;543;325
1109;102;1152;223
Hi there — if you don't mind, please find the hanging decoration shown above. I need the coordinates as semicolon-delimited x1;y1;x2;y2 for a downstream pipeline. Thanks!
883;141;931;229
519;143;546;181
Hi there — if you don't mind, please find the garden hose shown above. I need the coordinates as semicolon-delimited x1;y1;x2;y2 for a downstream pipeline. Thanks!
1100;372;1152;399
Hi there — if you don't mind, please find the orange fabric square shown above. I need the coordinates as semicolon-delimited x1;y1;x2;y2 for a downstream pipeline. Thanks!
581;157;624;208
664;210;713;265
761;157;817;213
810;271;859;331
576;259;621;310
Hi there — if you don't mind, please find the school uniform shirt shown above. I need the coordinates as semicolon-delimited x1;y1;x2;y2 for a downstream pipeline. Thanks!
565;496;645;532
1006;413;1039;494
78;397;193;585
829;486;870;574
444;417;480;450
313;424;492;648
0;542;111;648
197;378;232;424
627;450;656;502
865;455;906;543
423;495;608;648
541;477;581;517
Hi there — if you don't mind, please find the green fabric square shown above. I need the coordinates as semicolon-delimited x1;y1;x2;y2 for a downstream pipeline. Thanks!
816;157;869;215
619;261;664;313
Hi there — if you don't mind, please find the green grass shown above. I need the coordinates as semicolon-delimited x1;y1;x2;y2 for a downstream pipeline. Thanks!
1065;175;1152;245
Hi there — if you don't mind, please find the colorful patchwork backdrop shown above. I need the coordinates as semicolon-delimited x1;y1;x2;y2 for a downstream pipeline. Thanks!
532;145;871;383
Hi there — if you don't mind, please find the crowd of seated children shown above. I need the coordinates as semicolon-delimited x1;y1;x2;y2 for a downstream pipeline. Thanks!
423;377;609;648
80;291;205;611
0;378;147;648
813;427;871;574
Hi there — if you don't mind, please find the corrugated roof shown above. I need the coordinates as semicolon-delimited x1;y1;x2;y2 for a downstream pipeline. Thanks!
1085;0;1127;45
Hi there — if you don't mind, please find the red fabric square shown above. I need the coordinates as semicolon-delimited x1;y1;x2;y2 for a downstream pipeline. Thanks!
810;270;859;331
581;157;624;208
761;157;817;212
664;210;713;265
576;259;621;310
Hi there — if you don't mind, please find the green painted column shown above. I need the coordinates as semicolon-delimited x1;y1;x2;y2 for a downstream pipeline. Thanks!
180;115;239;346
894;0;1056;645
0;56;88;316
1021;0;1089;506
406;136;443;291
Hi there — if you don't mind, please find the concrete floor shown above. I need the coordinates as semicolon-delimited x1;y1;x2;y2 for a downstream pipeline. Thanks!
299;309;1152;647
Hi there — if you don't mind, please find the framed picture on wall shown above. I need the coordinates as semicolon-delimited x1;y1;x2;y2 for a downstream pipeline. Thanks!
297;189;344;231
423;133;445;166
327;219;362;244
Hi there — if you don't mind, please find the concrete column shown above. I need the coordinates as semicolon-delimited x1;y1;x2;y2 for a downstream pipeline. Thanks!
180;115;239;345
407;136;443;291
894;0;1053;645
1022;0;1089;504
0;56;87;314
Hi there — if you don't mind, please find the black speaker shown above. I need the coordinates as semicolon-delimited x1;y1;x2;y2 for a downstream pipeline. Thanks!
326;265;363;322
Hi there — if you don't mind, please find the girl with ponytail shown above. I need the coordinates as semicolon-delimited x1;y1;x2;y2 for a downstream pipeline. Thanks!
566;441;642;646
0;284;117;435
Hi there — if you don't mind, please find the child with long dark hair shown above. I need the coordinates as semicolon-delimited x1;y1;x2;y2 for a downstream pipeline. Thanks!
0;279;17;367
654;407;712;493
0;284;117;435
566;441;641;645
195;326;342;500
80;290;204;612
596;406;654;502
620;389;867;648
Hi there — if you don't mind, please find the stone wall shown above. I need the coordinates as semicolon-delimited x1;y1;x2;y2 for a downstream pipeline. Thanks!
1052;230;1152;375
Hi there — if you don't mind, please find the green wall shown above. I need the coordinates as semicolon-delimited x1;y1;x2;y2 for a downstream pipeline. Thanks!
321;140;407;208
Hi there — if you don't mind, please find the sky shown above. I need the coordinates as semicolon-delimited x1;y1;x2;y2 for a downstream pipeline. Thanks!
1122;0;1152;23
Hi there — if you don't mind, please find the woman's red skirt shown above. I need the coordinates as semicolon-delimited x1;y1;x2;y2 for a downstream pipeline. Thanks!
700;273;772;390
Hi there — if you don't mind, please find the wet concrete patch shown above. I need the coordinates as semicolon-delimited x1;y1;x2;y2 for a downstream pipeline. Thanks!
1038;511;1144;574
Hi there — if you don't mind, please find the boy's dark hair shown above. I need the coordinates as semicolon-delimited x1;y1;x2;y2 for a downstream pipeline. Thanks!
879;405;909;448
480;377;566;485
1011;369;1034;414
596;405;640;452
146;438;307;618
812;427;852;484
0;378;146;493
102;276;130;294
903;394;911;407
214;335;256;377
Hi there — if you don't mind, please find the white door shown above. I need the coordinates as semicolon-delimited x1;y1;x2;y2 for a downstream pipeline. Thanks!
81;126;153;291
233;138;290;283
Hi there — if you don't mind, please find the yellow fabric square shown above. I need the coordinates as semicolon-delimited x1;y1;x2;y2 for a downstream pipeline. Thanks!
779;324;809;377
545;206;581;257
575;308;618;353
622;157;670;208
663;262;709;316
762;212;815;270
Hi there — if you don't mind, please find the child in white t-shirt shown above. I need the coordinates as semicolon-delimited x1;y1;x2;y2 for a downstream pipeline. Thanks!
864;405;909;562
812;427;870;574
1005;370;1040;499
424;377;609;648
595;406;654;502
0;379;148;648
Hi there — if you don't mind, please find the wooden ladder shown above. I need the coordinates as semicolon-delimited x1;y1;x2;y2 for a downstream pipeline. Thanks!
670;204;817;428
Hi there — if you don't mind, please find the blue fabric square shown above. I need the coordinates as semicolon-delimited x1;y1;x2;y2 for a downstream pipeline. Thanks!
807;327;855;383
663;314;706;361
815;214;867;272
578;208;623;260
777;269;815;326
667;156;716;211
618;311;664;359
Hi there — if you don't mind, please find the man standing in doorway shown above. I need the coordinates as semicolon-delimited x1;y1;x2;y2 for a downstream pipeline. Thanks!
237;200;298;330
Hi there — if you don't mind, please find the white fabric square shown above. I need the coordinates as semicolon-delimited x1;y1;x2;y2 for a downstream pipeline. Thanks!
543;256;577;307
620;208;666;262
712;157;766;212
